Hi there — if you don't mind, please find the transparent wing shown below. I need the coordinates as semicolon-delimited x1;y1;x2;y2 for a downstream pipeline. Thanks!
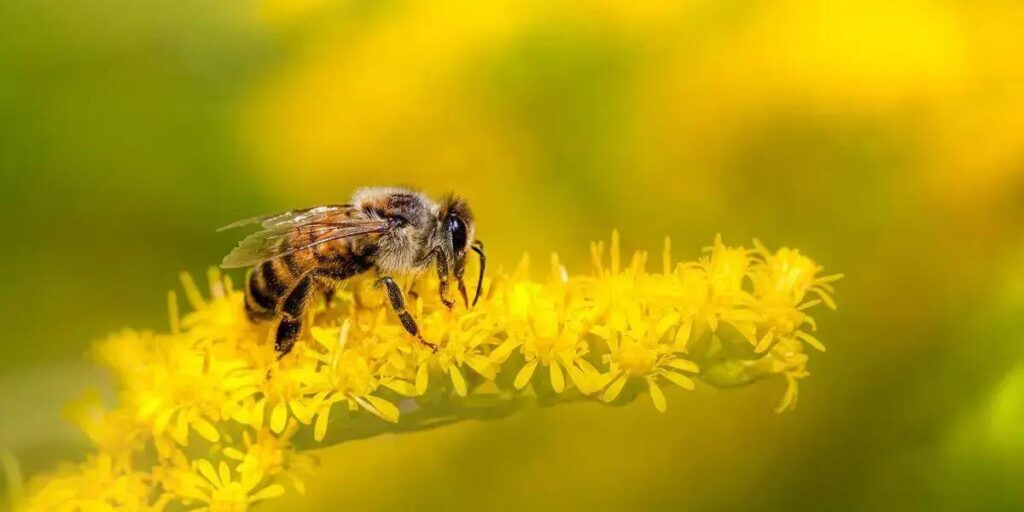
216;204;353;232
219;206;387;268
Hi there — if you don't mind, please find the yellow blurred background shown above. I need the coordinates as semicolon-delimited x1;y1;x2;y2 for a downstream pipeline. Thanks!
1;0;1023;510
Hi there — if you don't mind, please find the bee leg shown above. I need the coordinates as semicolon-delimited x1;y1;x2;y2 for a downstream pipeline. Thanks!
434;251;455;310
309;274;336;307
471;240;486;307
275;318;303;358
452;247;471;309
456;277;469;309
276;275;312;358
438;278;454;310
380;275;438;352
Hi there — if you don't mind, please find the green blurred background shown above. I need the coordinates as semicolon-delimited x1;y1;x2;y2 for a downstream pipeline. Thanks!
2;0;1023;510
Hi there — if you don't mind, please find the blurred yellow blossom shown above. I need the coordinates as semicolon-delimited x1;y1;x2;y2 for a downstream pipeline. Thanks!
17;233;838;511
163;458;284;512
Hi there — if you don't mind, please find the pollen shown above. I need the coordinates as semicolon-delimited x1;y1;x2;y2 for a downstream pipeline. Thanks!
17;233;839;511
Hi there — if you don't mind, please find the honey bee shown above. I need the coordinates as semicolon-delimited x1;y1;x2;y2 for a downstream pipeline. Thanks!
219;187;485;357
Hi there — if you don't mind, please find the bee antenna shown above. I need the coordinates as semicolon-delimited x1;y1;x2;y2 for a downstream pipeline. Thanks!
471;241;486;307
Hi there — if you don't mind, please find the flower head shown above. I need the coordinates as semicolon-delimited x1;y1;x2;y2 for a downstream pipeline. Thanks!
19;233;839;511
164;458;284;512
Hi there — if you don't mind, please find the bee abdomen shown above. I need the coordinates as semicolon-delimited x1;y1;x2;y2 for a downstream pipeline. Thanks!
244;258;294;321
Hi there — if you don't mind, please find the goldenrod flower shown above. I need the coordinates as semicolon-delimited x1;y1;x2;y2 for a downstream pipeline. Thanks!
15;233;839;511
163;458;284;512
597;310;699;412
493;296;598;395
19;454;163;512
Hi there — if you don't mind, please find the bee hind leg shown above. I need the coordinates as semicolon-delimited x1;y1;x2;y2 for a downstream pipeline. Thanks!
379;275;438;352
275;275;313;358
275;318;303;358
309;275;337;308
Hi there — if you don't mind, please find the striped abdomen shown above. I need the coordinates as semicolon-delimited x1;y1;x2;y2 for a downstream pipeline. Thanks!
244;238;375;322
245;254;300;321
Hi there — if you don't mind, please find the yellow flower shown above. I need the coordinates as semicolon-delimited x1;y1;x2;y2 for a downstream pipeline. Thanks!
750;240;844;354
20;233;839;511
414;307;502;397
575;231;649;333
176;271;264;353
20;454;163;512
64;392;148;473
166;459;284;512
222;426;316;495
493;292;598;395
126;339;259;450
596;308;699;412
318;349;401;424
690;234;761;347
238;359;321;434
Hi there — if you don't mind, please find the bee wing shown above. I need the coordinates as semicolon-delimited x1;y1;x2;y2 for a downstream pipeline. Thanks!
220;213;387;269
216;204;353;232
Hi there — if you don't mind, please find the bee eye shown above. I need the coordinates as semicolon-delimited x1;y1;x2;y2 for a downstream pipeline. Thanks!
448;215;467;251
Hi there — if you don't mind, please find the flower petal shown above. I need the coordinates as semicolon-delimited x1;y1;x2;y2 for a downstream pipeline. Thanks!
314;405;332;442
270;402;288;434
514;359;539;390
673;318;693;350
449;367;468;397
796;331;826;352
665;358;699;373
775;375;799;413
218;462;232;489
489;338;521;363
565;363;591;394
252;399;266;427
360;395;400;423
654;312;681;340
289;400;313;425
197;459;220;487
660;370;696;390
250;484;286;502
415;363;430;395
549;362;565;393
383;380;418;397
465;354;495;379
647;378;667;412
223;447;244;461
192;417;221;443
601;374;627;403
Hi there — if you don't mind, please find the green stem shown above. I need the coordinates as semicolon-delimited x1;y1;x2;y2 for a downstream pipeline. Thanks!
297;391;592;450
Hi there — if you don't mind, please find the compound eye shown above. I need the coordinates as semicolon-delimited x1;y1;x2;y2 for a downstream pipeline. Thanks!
448;215;467;251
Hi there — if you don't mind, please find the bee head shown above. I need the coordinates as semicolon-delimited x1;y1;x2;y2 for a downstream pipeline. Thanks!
440;194;485;307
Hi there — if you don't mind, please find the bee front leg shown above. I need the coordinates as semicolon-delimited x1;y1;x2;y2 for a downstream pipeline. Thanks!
380;275;438;352
434;251;455;310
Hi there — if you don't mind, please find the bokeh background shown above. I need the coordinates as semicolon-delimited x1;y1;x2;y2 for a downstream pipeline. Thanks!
2;0;1023;510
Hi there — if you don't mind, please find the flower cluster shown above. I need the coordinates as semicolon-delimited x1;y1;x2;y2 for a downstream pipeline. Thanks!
17;233;839;511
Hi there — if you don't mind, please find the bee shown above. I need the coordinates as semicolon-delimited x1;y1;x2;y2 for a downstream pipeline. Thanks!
219;187;486;357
